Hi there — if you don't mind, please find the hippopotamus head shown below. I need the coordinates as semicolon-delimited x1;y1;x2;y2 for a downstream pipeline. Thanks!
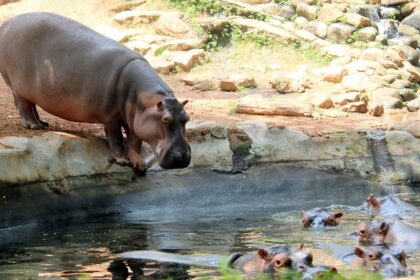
301;208;343;228
358;221;388;245
301;266;338;280
257;248;292;273
354;247;413;277
266;244;313;272
367;194;381;216
133;96;191;169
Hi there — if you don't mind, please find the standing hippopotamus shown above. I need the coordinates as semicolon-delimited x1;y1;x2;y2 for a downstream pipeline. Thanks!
0;12;191;174
352;246;414;277
366;194;418;218
301;208;343;228
227;247;292;274
358;220;420;249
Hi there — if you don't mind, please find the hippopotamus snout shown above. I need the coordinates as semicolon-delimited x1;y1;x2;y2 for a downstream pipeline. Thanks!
159;144;191;169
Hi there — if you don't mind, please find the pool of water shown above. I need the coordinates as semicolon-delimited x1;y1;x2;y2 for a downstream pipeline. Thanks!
0;166;419;279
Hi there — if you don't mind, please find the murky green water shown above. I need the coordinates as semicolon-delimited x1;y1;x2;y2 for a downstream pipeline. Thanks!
0;167;419;279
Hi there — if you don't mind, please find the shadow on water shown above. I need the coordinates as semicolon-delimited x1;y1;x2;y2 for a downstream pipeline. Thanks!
0;165;419;279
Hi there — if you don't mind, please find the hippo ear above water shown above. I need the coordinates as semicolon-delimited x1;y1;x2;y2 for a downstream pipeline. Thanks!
334;213;343;219
354;247;365;258
258;249;269;260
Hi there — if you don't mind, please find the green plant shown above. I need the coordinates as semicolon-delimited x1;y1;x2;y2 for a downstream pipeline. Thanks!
346;31;359;44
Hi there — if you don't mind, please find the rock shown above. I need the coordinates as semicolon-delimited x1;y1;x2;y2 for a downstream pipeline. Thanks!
399;88;417;101
397;36;418;48
0;132;133;184
398;45;419;65
402;12;420;31
382;49;404;67
92;25;130;42
124;40;150;54
344;59;371;73
379;58;399;69
398;23;419;37
296;3;318;20
313;38;331;49
144;55;175;74
344;13;371;28
302;93;334;109
331;92;360;105
327;23;356;43
318;3;347;22
231;17;296;42
390;119;420;138
323;66;348;83
342;101;368;113
307;21;328;39
269;70;310;93
375;34;388;45
236;0;271;3
330;56;352;66
162;49;205;71
295;29;318;41
195;79;219;91
362;48;384;60
368;104;384;116
379;7;400;19
236;95;313;116
295;16;309;29
107;0;146;13
406;98;420;112
380;97;405;109
381;0;408;5
358;26;378;41
342;73;371;92
0;0;19;5
390;79;411;88
400;3;415;17
155;12;196;39
321;44;352;56
180;74;201;86
113;10;162;24
149;39;203;55
402;61;420;82
279;5;296;19
220;73;256;91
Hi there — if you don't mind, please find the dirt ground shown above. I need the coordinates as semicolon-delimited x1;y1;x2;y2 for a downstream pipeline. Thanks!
0;0;418;139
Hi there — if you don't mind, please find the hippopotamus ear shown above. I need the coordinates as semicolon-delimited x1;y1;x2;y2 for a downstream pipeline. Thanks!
181;100;189;107
299;243;304;250
334;213;343;219
257;249;269;260
397;251;407;261
354;247;365;258
368;194;380;207
378;222;389;234
157;101;164;111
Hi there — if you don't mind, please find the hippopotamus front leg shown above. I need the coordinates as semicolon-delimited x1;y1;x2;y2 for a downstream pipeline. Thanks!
126;127;146;175
12;95;49;129
105;119;131;166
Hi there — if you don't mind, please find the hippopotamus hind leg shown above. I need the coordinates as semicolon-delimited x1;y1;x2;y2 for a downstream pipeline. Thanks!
105;119;131;166
12;95;49;129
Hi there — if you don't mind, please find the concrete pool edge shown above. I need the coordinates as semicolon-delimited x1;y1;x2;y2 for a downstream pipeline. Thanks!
0;121;419;186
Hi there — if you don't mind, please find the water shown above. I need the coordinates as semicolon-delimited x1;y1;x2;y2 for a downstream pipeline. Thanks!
364;7;400;40
0;167;419;279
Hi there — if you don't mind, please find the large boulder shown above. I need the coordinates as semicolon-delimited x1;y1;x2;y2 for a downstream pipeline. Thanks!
358;26;378;41
318;3;347;22
402;12;420;31
327;23;356;43
296;3;318;20
269;71;310;93
155;12;196;39
344;13;372;28
307;21;328;39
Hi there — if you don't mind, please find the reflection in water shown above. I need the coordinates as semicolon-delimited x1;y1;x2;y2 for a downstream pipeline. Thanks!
0;168;419;279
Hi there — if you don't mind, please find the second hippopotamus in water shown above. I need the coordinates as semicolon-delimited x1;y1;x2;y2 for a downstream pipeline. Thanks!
301;208;343;228
352;246;414;277
358;220;420;249
366;194;418;218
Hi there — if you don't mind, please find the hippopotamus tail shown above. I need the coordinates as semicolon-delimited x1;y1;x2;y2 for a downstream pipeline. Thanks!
227;252;244;268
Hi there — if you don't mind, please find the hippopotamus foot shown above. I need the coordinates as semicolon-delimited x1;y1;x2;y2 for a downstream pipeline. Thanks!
12;95;49;130
127;130;146;175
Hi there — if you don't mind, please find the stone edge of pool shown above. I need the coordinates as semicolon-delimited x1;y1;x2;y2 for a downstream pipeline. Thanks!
0;121;418;186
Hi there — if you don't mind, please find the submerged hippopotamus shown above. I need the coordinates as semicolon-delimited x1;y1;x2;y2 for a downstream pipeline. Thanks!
301;208;343;228
0;12;191;174
228;244;337;279
366;194;418;218
227;247;292;274
358;220;420;249
352;246;414;277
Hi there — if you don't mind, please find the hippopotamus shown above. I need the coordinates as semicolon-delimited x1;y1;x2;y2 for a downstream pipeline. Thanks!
352;246;414;277
301;208;343;228
358;220;420;249
0;12;191;174
366;194;418;218
227;247;292;275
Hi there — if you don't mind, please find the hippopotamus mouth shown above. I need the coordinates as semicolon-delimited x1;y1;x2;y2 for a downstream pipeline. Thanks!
155;141;191;169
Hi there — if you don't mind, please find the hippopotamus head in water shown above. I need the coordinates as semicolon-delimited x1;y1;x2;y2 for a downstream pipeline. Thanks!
353;247;414;277
358;220;391;245
301;208;343;228
228;248;292;274
132;96;191;169
367;194;381;216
